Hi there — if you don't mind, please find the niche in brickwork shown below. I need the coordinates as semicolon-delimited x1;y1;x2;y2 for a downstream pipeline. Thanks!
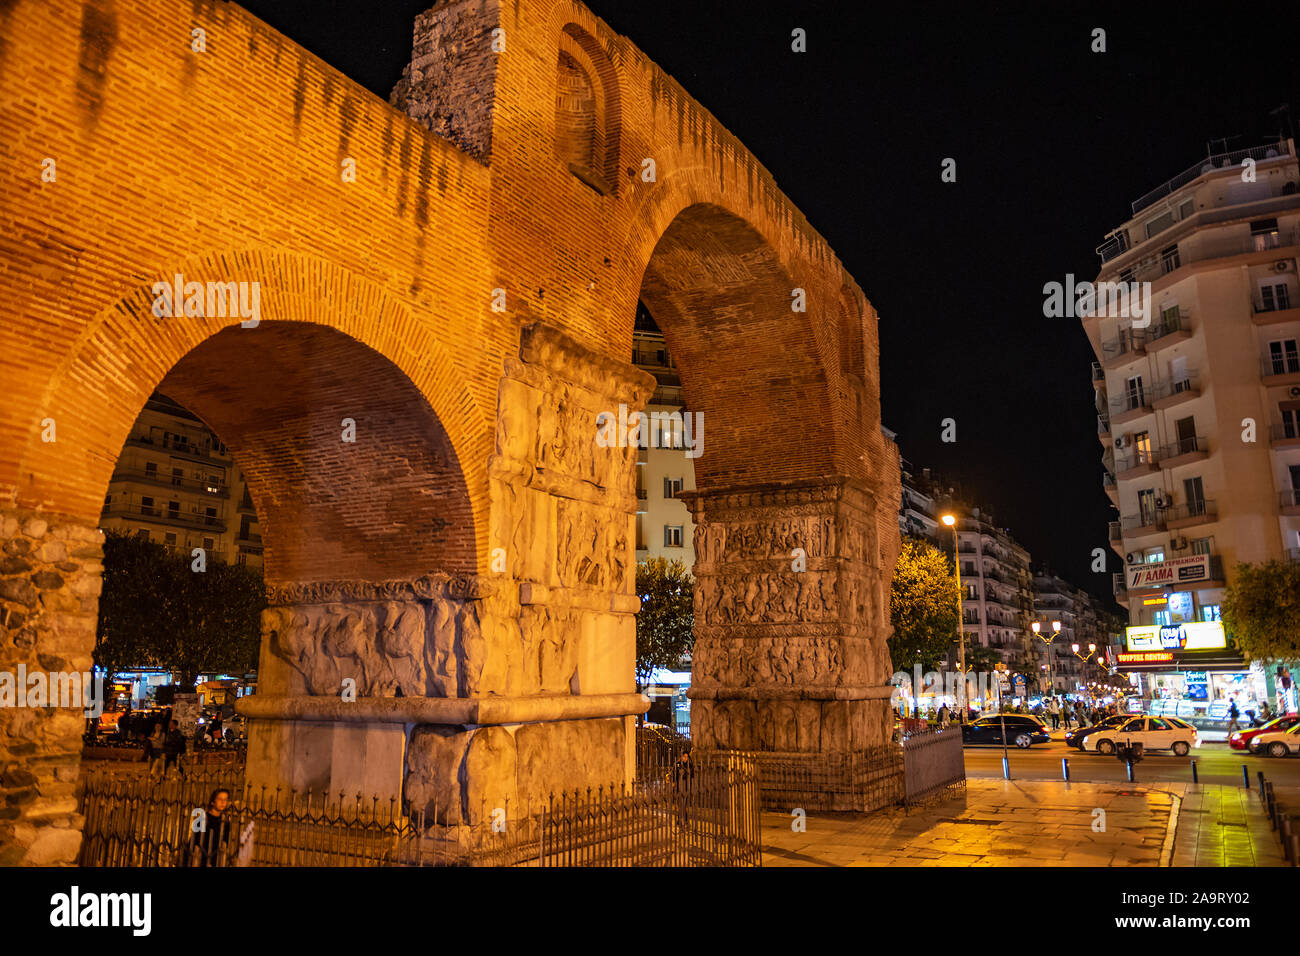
554;24;620;195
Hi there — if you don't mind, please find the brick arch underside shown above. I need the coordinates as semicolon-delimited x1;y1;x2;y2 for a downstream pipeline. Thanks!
636;203;837;488
157;323;476;584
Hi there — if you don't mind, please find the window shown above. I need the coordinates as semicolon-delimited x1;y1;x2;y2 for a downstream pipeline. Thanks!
164;532;177;547
103;494;111;508
1125;375;1145;410
202;536;215;551
1251;218;1280;251
1281;403;1300;439
1138;488;1157;525
144;461;157;478
663;525;683;548
1201;604;1221;622
1174;416;1197;454
171;467;184;487
1260;282;1292;312
1145;211;1174;239
1133;430;1152;463
1183;476;1206;515
135;529;150;541
1160;303;1181;332
1190;537;1212;556
204;507;217;525
167;501;180;518
663;477;684;499
1160;243;1180;274
1177;198;1195;220
1153;610;1171;626
1268;338;1300;375
141;496;155;516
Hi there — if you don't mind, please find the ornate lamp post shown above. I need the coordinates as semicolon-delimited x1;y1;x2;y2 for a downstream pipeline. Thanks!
1031;620;1061;694
941;513;965;722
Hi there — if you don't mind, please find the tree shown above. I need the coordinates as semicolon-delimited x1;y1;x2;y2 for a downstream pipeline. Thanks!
95;532;265;689
888;536;960;673
1222;560;1300;661
635;557;694;686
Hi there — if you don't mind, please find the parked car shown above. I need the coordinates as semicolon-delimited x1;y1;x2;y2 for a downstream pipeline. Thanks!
1082;716;1199;756
960;714;1051;748
1064;714;1131;750
1230;714;1300;751
1247;722;1300;757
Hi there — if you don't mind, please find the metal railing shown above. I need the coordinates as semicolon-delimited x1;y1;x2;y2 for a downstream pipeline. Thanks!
109;467;229;498
1160;435;1207;459
1263;353;1300;377
1150;375;1200;402
77;756;764;868
1101;329;1146;363
1110;391;1151;414
1165;499;1217;524
1091;361;1106;382
1130;142;1291;216
901;728;965;806
1120;511;1164;532
1112;572;1128;597
100;503;227;533
1098;415;1111;434
1115;449;1159;472
1281;490;1300;509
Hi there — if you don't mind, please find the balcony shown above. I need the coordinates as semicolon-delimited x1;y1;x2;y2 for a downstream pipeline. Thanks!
1102;473;1118;502
1112;572;1129;601
1144;310;1193;351
1251;298;1300;327
1270;423;1300;448
1281;490;1300;516
124;434;227;466
1110;393;1153;427
1129;141;1293;217
1262;351;1300;386
102;503;227;533
1115;449;1160;479
1159;435;1208;468
1097;415;1111;443
636;487;648;500
1120;511;1165;535
1151;374;1201;410
1091;361;1106;383
1166;499;1217;530
110;466;229;499
1100;329;1147;370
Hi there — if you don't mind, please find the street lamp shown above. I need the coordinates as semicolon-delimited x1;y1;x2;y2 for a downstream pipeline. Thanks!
1031;620;1062;695
941;513;965;722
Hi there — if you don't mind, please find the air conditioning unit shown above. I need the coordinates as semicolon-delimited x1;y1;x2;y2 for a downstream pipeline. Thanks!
1114;437;1124;449
1126;552;1139;564
1170;536;1188;550
1291;386;1300;398
1274;260;1292;272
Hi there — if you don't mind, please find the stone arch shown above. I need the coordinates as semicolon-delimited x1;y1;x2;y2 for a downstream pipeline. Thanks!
554;23;621;193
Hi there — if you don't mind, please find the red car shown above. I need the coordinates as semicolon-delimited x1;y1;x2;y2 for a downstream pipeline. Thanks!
1229;714;1300;750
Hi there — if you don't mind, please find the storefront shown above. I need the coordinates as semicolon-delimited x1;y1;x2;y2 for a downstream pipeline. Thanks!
643;668;691;736
1116;621;1275;725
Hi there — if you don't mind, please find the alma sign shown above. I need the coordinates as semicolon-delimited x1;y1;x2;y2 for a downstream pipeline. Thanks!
1126;554;1212;591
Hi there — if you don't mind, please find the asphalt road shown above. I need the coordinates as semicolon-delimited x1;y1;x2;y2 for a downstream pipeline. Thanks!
963;740;1300;788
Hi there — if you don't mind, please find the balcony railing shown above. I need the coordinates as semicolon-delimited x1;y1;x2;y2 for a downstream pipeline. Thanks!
1130;141;1292;216
1120;512;1164;533
1263;351;1300;378
102;503;227;533
1112;572;1127;597
1100;329;1146;363
1091;361;1105;382
1159;435;1207;460
110;467;229;498
1097;415;1111;435
1271;423;1300;443
125;434;227;464
1108;521;1122;542
1254;293;1296;315
1150;375;1200;404
1115;449;1159;472
1281;490;1300;510
1166;499;1217;524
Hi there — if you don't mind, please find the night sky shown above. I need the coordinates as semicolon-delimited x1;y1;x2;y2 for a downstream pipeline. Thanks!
239;0;1298;603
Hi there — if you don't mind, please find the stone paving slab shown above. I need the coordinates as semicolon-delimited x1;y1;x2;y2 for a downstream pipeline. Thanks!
762;779;1286;867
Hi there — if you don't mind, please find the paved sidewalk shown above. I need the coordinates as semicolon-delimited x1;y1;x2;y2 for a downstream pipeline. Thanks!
762;779;1285;867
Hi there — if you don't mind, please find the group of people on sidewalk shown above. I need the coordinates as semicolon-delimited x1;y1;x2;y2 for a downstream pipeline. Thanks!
921;697;1123;731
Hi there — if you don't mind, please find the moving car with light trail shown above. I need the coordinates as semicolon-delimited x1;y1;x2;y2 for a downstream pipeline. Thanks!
1230;713;1300;751
1081;716;1199;756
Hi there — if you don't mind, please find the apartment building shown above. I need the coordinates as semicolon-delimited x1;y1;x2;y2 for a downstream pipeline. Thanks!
953;510;1037;675
1085;136;1300;714
1032;568;1124;694
100;392;263;568
632;303;697;567
898;457;947;544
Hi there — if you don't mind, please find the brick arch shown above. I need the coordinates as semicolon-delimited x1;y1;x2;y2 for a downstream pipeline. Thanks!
18;249;492;571
555;22;622;191
618;190;842;487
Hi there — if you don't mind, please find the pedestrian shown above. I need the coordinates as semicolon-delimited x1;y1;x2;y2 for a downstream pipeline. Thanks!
1261;701;1272;722
185;788;232;867
209;712;223;744
938;703;950;729
145;720;165;776
1226;698;1240;733
1047;697;1060;730
162;719;187;776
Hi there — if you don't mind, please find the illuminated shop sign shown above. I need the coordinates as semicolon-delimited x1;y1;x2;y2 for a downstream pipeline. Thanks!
1125;621;1226;652
1117;651;1175;664
1125;554;1212;591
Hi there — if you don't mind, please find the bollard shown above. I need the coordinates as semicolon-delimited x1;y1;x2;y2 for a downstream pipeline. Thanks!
1266;783;1277;830
1126;759;1135;783
1190;758;1198;784
1258;770;1266;798
1061;757;1070;782
1283;819;1293;862
1290;833;1299;868
1002;756;1010;780
1243;765;1251;790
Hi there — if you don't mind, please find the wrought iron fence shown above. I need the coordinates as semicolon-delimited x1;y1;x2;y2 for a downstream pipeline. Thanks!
76;755;762;868
902;727;966;806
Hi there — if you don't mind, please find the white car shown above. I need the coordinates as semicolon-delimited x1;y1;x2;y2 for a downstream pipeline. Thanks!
1248;722;1300;757
1082;716;1200;756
